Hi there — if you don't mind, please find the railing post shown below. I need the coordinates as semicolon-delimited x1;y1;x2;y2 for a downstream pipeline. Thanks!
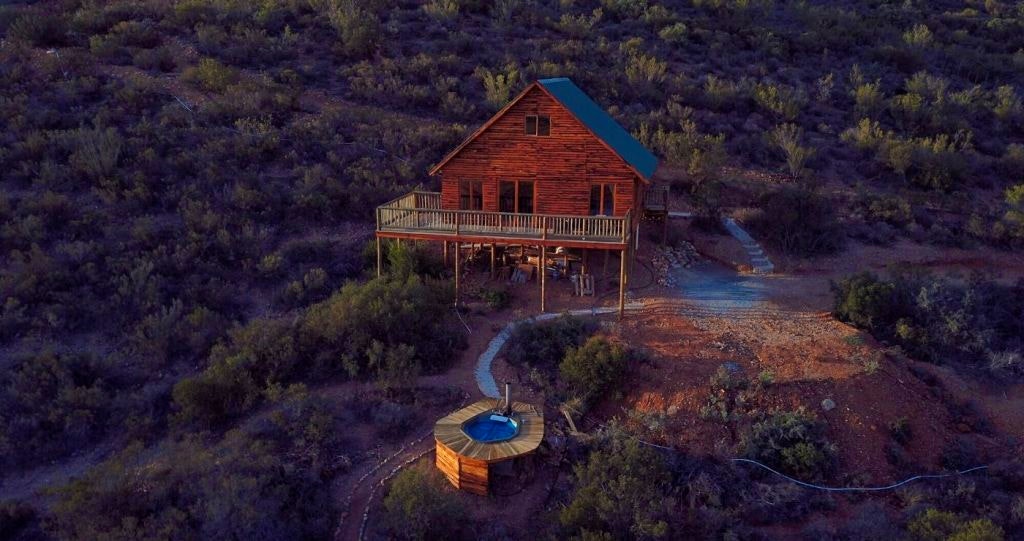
455;212;461;236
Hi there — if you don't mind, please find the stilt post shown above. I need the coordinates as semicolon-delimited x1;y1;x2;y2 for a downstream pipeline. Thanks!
454;241;460;307
618;248;627;318
540;217;548;312
490;243;496;279
376;236;382;278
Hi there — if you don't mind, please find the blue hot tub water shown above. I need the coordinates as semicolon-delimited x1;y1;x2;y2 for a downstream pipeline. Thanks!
463;414;519;443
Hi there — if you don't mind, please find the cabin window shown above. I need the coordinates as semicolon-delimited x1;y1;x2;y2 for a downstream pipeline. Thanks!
459;180;483;210
525;115;550;136
590;183;615;216
499;180;534;213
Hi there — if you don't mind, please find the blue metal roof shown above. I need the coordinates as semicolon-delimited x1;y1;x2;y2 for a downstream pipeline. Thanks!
539;78;658;179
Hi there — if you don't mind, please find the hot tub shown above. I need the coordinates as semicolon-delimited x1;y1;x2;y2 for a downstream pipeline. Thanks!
434;399;544;495
462;413;520;443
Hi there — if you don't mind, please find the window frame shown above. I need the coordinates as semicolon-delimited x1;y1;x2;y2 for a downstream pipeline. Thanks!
458;180;484;211
525;115;551;137
499;180;535;214
589;183;616;216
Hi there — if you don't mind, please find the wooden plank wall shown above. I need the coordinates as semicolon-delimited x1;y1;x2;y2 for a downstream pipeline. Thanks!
436;440;491;495
435;440;462;489
438;87;639;218
458;456;489;496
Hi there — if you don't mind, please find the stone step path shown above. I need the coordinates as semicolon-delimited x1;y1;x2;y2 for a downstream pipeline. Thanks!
474;304;644;398
721;217;774;274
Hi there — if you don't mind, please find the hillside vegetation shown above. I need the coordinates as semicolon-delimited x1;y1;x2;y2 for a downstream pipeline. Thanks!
1;0;1023;539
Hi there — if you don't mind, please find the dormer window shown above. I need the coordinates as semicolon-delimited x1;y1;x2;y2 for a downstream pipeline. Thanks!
525;115;550;136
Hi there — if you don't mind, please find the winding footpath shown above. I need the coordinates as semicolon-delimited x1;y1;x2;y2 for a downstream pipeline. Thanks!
474;304;644;398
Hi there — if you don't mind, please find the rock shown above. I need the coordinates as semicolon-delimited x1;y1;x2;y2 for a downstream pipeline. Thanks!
821;398;836;411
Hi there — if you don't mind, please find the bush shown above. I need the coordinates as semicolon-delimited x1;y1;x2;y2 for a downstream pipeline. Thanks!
183;58;239;92
746;187;844;257
326;0;380;58
174;276;464;426
832;272;1024;379
832;272;896;332
0;500;38;540
907;508;1004;541
48;425;336;540
560;436;671;539
476;65;520;111
0;352;111;467
754;83;806;121
742;409;836;481
7;12;68;46
559;336;627;409
383;468;466;541
505;314;596;370
769;123;816;179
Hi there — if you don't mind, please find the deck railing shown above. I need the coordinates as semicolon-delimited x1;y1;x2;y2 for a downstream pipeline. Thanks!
376;191;630;245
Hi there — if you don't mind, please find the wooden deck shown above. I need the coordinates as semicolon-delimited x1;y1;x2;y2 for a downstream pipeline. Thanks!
434;399;544;462
434;399;544;495
376;192;631;249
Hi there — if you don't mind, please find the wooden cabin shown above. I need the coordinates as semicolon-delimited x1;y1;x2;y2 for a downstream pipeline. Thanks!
375;78;659;315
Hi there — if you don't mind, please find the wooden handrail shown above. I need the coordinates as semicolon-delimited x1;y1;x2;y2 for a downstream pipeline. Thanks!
376;192;632;243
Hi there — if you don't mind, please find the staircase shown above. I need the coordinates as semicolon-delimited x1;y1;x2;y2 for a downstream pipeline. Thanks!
721;217;774;274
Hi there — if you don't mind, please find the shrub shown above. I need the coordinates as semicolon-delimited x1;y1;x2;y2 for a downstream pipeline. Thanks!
560;436;671;539
890;417;913;444
48;428;336;540
559;336;627;409
0;352;111;467
476;65;520;111
423;0;459;23
174;276;464;426
505;314;596;371
907;509;1004;541
903;24;933;48
326;0;380;57
557;8;603;38
853;81;885;117
831;273;896;332
383;468;465;541
642;119;726;180
0;500;38;540
479;287;510;310
746;186;844;257
754;83;806;121
703;75;741;110
625;53;667;89
658;22;687;42
769;123;816;179
70;126;122;181
183;58;239;92
7;12;68;46
742;409;836;481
